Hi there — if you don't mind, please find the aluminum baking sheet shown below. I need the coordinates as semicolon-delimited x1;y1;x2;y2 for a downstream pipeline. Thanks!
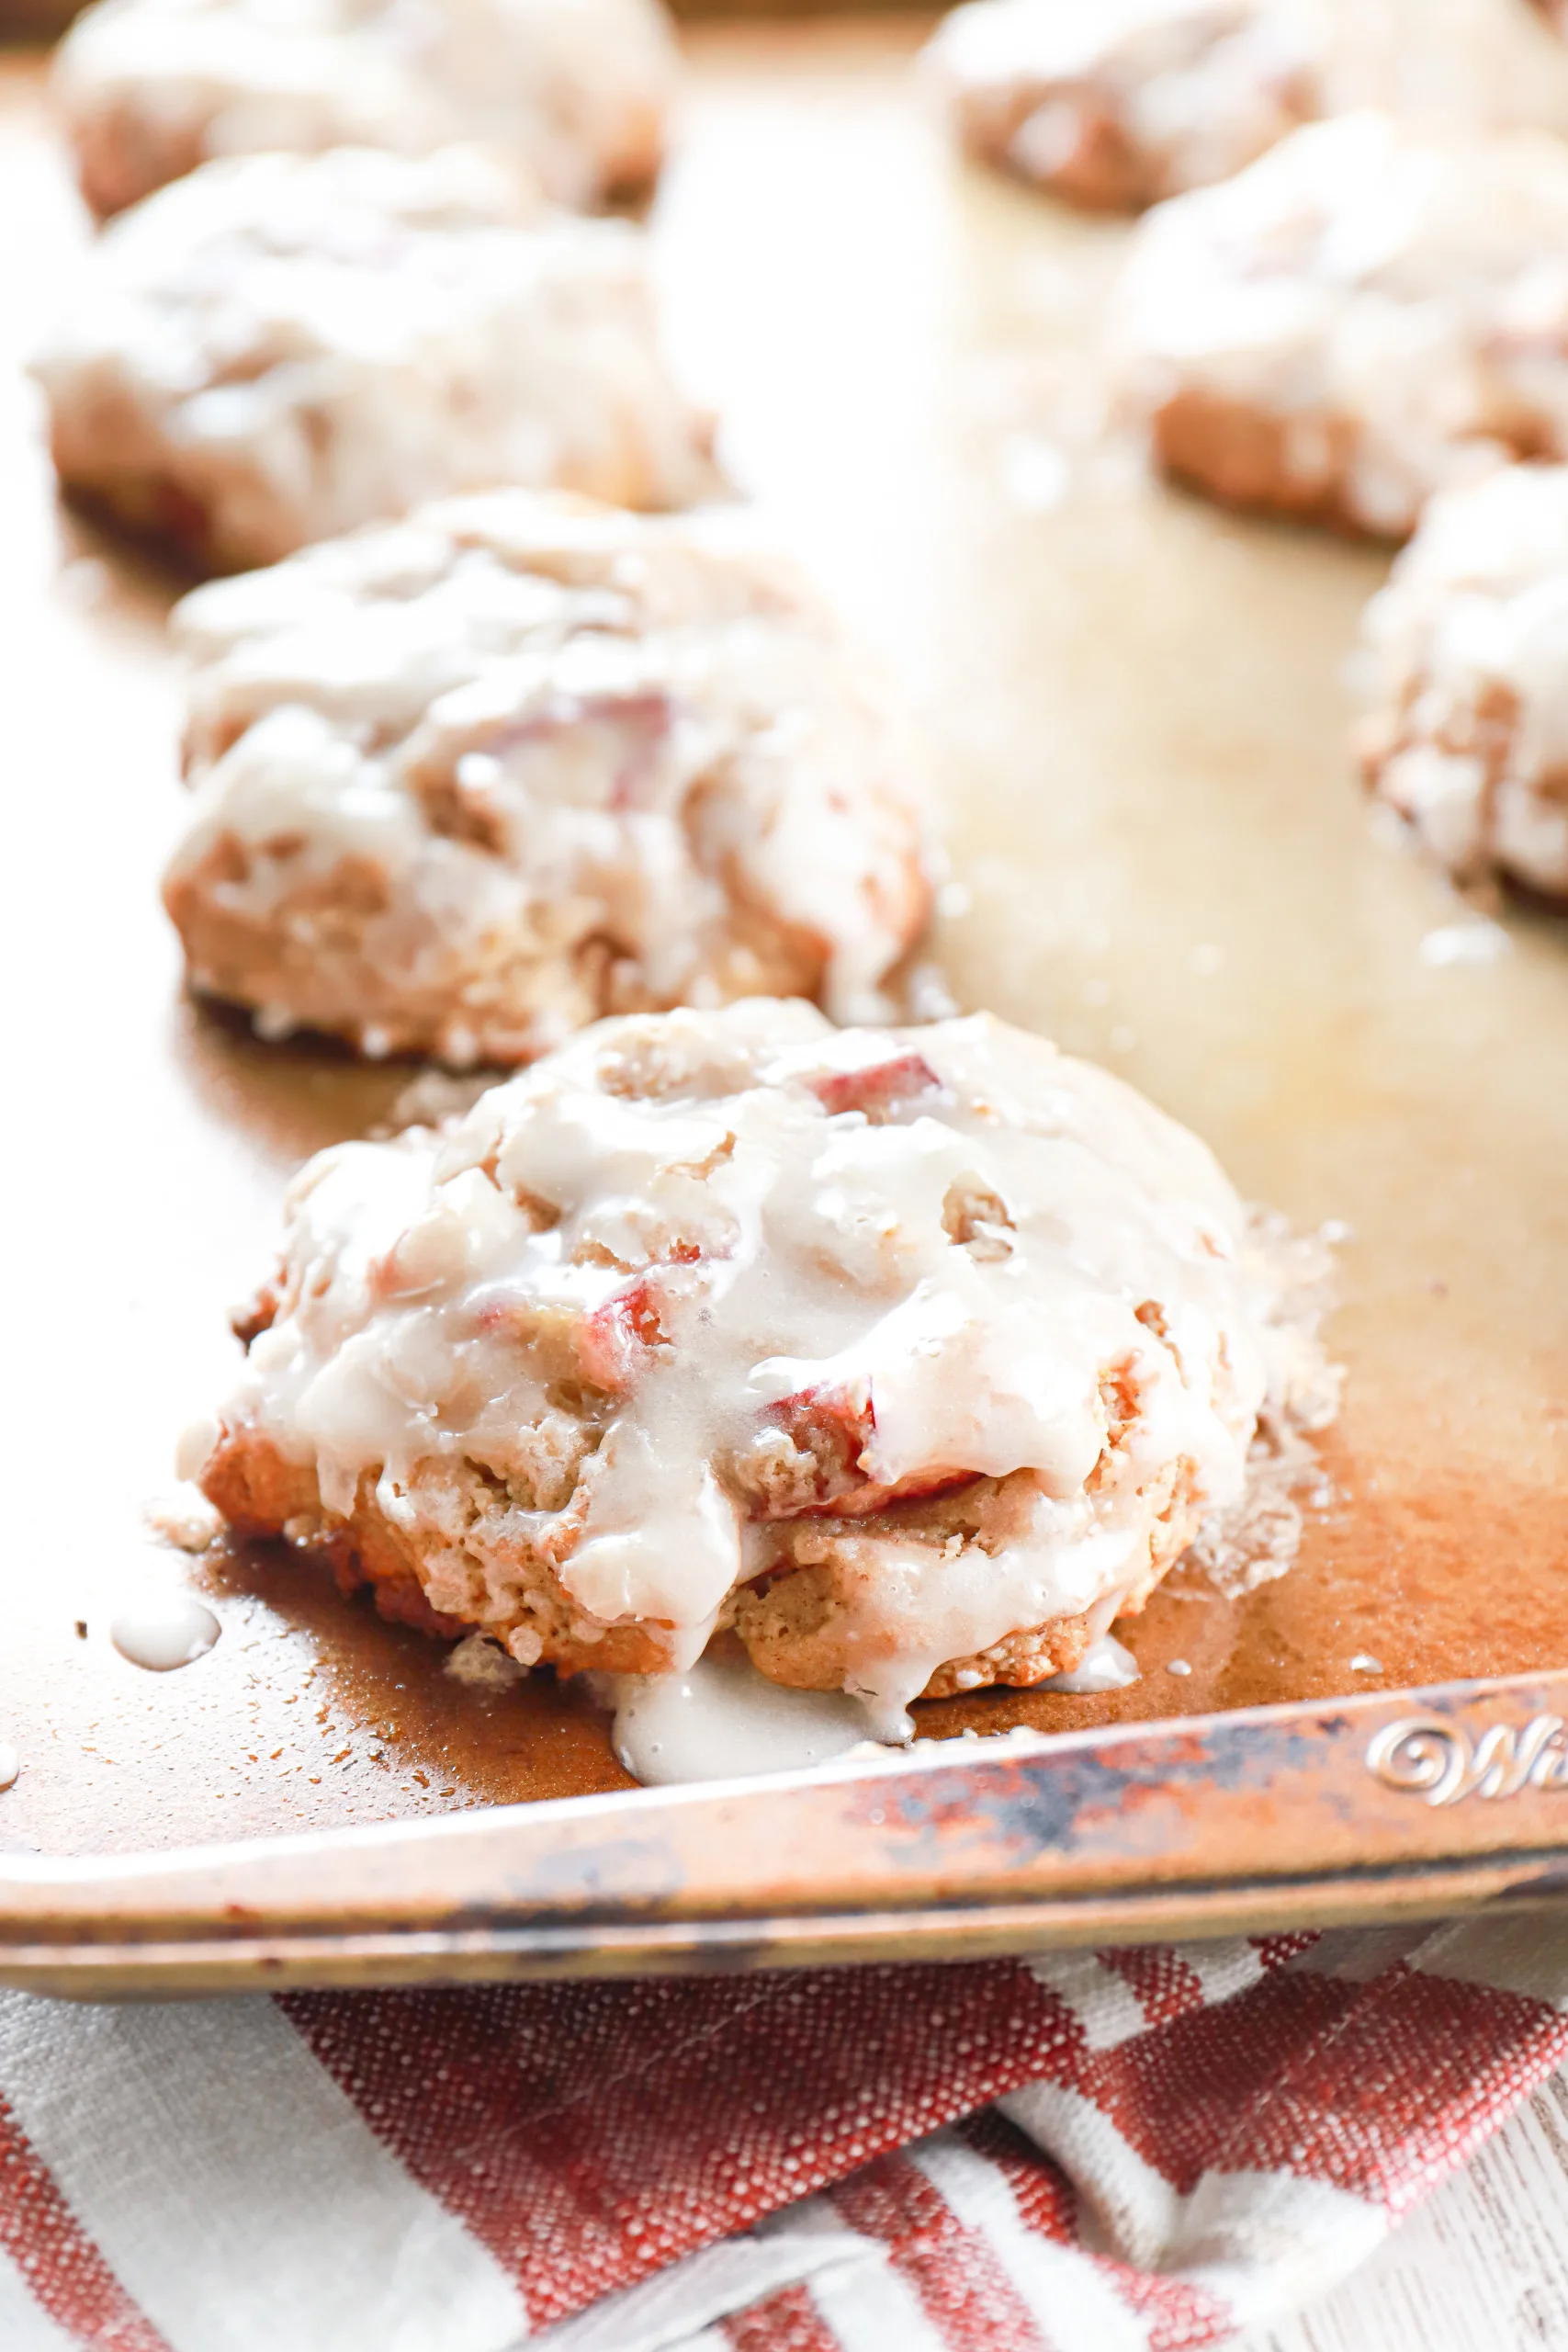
2;23;1567;1981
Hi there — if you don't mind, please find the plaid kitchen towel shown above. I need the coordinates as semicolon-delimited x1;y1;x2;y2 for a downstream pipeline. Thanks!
0;1915;1565;2352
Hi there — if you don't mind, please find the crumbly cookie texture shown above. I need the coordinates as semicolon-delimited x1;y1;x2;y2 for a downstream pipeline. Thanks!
1112;109;1568;537
53;0;680;218
1357;462;1568;893
924;0;1317;212
189;1000;1337;1726
33;145;716;574
161;490;933;1061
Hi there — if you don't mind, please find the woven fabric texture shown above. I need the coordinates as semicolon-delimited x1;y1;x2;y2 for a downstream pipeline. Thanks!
1;1916;1564;2350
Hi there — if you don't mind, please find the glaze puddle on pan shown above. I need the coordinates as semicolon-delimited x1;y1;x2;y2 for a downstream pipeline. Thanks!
1;24;1566;1867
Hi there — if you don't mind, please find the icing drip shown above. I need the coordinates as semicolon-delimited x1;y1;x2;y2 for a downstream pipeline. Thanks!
1042;1633;1141;1693
604;1652;885;1785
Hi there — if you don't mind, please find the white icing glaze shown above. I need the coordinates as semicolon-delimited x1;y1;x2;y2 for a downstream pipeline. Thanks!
54;0;680;215
143;1486;223;1552
605;1652;882;1784
197;1000;1328;1715
161;492;931;1059
929;0;1568;211
1114;109;1568;536
1418;921;1512;966
175;1414;222;1482
34;146;716;573
604;1657;1074;1785
1041;1632;1141;1691
927;0;1315;205
1299;0;1568;135
110;1592;222;1670
1359;461;1568;892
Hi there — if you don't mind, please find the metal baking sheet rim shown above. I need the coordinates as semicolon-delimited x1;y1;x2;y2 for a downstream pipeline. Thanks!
4;1669;1567;1996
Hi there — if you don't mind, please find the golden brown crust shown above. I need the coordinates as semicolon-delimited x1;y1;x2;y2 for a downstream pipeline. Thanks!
63;38;673;223
1043;107;1160;211
732;1566;1096;1697
201;1423;679;1674
203;1419;1200;1700
1150;387;1375;536
732;1463;1200;1699
164;831;875;1063
941;16;1318;217
73;106;209;220
595;102;667;209
962;88;1158;210
51;406;288;573
931;1541;1172;1694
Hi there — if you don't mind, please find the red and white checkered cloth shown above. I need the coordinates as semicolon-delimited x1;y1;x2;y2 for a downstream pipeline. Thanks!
1;1914;1565;2351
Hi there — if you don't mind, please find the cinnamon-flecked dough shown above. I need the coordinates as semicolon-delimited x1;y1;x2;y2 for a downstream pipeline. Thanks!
1358;462;1568;894
161;491;934;1062
187;1000;1338;1727
924;0;1318;212
53;0;681;219
33;145;716;574
1113;110;1568;537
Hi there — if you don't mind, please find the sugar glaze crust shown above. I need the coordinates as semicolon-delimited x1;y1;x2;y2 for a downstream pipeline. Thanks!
925;0;1316;212
1112;110;1568;539
1358;461;1568;894
53;0;680;218
33;145;716;576
192;1000;1335;1724
161;491;934;1062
